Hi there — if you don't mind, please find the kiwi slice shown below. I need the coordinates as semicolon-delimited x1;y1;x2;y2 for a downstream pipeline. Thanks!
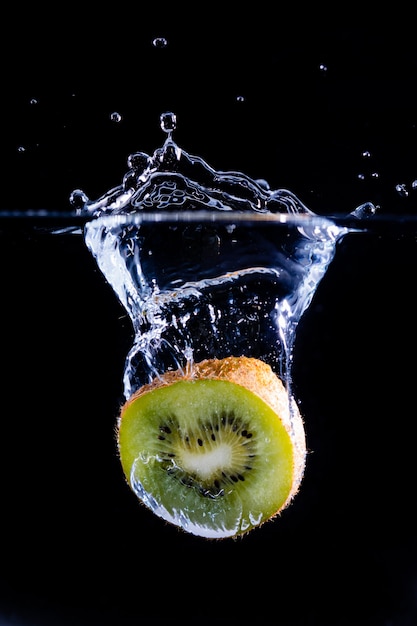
117;356;306;538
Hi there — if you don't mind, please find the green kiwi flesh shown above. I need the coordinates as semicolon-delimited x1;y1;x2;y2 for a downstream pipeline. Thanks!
118;375;299;539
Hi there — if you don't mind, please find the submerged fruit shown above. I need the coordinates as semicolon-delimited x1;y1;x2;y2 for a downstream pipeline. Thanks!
117;356;306;538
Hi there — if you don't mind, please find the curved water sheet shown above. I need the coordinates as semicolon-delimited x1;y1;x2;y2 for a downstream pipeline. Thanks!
73;112;376;538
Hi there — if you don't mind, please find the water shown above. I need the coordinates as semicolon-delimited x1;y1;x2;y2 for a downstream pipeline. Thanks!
3;18;417;622
2;111;414;538
83;212;348;401
65;111;382;537
73;112;377;403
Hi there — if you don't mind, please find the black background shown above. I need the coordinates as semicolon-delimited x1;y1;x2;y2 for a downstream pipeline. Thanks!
1;5;417;626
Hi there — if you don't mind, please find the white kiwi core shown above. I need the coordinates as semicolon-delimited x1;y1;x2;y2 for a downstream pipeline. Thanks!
179;443;233;479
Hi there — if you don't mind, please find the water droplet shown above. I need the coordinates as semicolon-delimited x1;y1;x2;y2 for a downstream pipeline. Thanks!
152;37;168;48
127;152;151;172
319;63;328;73
256;179;270;191
351;202;378;218
236;95;245;102
69;189;89;211
110;112;122;123
411;180;417;189
17;146;26;153
396;183;409;198
160;111;176;135
362;150;371;158
29;98;38;105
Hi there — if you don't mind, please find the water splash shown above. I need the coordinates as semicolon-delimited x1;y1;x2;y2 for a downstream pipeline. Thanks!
70;112;377;537
71;111;323;218
71;112;374;398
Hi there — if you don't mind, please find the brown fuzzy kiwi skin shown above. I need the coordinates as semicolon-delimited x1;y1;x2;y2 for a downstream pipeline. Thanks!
117;356;307;534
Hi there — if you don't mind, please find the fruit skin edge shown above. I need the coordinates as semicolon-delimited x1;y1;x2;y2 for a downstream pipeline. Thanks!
116;355;307;538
